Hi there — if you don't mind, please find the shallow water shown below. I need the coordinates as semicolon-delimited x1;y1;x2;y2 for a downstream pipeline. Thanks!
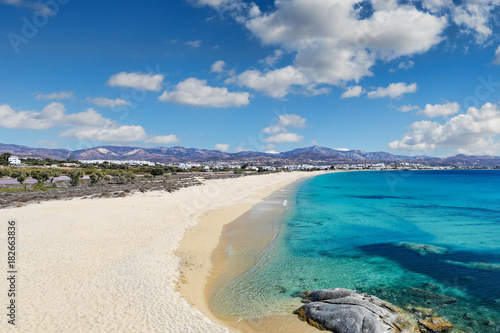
211;170;500;332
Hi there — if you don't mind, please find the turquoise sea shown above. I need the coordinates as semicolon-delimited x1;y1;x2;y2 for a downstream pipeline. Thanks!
211;170;500;332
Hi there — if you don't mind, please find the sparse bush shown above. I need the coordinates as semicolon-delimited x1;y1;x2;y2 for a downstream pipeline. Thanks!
84;168;96;175
89;173;99;185
0;153;12;166
11;169;29;188
49;169;62;185
89;171;106;185
109;170;136;184
150;168;164;177
31;170;51;185
0;168;11;178
143;174;154;180
67;169;84;186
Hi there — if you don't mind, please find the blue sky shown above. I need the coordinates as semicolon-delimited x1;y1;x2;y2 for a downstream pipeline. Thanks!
1;0;500;156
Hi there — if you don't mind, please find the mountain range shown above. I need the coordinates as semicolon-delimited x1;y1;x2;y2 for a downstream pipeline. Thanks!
1;143;500;167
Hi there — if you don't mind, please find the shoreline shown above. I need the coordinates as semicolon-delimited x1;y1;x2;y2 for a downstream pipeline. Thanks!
176;171;329;332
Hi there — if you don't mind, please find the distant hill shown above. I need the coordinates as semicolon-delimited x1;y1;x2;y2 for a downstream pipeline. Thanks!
1;143;499;167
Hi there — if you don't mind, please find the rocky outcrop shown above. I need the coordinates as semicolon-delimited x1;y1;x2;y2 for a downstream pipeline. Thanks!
294;288;420;332
418;317;453;333
395;242;448;255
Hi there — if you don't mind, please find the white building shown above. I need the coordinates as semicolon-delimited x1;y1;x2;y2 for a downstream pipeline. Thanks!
8;156;21;166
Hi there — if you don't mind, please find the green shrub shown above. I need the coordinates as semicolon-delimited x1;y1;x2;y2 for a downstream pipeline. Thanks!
30;170;51;185
84;168;96;175
0;168;11;178
67;169;84;186
11;169;29;188
150;168;164;177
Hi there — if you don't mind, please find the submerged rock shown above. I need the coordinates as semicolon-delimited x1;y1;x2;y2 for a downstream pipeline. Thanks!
418;317;453;333
408;287;457;304
443;260;500;271
412;306;435;317
396;242;448;255
294;288;420;333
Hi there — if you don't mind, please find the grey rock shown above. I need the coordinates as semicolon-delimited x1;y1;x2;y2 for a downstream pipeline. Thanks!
308;288;359;302
294;288;419;333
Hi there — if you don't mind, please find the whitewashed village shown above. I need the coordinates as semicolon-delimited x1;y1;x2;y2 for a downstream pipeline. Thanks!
4;154;466;171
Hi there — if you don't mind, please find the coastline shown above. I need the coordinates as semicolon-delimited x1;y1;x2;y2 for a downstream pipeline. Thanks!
177;172;328;333
0;171;325;332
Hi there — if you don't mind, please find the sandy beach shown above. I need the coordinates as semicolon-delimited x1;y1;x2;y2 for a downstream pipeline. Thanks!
1;171;323;333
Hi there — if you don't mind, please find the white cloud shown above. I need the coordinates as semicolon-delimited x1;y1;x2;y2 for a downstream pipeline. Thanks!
211;60;226;73
277;114;306;128
260;50;284;67
189;0;247;13
107;72;165;92
422;0;500;43
190;0;235;7
493;45;500;65
262;113;307;146
0;102;176;145
231;0;445;97
194;0;500;98
334;147;350;151
262;125;283;135
0;103;110;130
367;82;417;99
265;150;279;154
159;78;249;108
417;102;460;118
61;126;147;144
450;1;495;43
388;102;500;154
398;104;420;112
86;97;131;108
1;0;54;14
185;40;202;48
229;66;308;98
214;143;229;151
265;132;303;143
0;104;53;129
62;108;114;127
341;86;365;99
398;60;415;70
35;91;74;100
144;135;180;145
455;138;500;156
262;113;306;136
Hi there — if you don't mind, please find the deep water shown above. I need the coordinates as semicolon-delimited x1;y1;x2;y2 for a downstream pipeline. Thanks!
211;170;500;332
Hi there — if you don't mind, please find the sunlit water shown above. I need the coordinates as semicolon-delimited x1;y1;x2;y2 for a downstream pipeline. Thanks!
211;170;500;332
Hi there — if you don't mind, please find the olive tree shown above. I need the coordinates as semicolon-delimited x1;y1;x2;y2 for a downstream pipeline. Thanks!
49;169;62;185
11;169;29;189
30;170;51;185
67;169;84;186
